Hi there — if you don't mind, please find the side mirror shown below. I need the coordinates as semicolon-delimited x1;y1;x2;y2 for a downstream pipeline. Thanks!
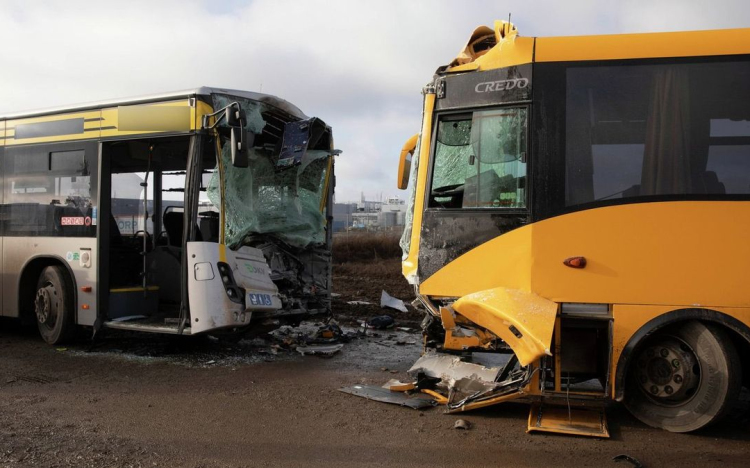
230;126;250;168
225;104;244;127
397;134;419;190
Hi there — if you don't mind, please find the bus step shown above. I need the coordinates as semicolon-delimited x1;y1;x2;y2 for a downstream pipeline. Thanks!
527;400;609;438
102;320;191;335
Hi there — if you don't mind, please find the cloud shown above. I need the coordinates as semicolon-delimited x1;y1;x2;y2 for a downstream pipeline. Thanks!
1;0;749;202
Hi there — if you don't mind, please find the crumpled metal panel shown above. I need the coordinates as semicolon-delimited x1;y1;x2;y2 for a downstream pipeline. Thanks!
452;287;557;366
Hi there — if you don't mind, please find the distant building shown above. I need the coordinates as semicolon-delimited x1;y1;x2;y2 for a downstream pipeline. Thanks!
332;194;407;231
332;203;357;231
378;196;406;228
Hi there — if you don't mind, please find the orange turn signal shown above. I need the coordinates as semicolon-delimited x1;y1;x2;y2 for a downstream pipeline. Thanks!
563;256;587;269
81;304;90;310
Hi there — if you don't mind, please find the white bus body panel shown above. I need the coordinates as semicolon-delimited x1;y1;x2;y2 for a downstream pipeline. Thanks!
186;242;281;334
2;237;97;325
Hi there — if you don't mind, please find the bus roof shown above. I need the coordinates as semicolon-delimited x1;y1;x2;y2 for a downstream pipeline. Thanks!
0;86;308;121
446;23;750;73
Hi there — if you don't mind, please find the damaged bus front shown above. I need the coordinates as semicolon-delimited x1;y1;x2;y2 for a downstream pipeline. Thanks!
190;92;337;334
103;89;338;337
0;86;336;344
396;22;750;436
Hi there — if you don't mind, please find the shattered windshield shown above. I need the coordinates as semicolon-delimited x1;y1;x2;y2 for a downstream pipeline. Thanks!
207;94;332;249
429;108;527;208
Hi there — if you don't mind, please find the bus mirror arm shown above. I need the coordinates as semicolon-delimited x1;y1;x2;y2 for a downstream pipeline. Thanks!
397;133;419;190
200;102;252;167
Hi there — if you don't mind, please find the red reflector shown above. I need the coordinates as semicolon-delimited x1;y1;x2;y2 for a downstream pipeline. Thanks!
563;256;587;269
81;286;92;293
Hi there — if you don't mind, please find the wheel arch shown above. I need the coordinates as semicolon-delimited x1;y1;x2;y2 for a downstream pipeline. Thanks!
614;308;750;402
18;255;78;324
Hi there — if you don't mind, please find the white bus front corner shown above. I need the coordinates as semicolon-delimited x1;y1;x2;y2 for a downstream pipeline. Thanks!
187;242;281;334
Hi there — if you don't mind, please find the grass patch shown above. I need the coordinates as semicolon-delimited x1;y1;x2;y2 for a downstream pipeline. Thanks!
332;231;402;264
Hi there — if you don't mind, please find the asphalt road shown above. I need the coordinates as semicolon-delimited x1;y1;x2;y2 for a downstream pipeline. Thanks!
1;320;749;468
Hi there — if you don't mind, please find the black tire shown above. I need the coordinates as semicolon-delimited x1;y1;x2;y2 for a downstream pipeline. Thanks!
624;320;741;432
34;266;76;345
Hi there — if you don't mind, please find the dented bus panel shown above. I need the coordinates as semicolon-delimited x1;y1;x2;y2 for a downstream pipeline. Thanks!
397;21;750;434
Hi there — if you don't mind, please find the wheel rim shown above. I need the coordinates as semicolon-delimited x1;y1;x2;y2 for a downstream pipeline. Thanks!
35;284;58;329
634;335;701;406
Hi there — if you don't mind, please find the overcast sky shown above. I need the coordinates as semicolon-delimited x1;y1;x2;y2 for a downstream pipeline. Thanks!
1;0;749;203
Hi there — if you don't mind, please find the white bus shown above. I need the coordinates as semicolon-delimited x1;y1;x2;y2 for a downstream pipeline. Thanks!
0;87;337;344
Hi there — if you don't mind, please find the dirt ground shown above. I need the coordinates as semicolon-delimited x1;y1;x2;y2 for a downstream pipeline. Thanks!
1;259;749;468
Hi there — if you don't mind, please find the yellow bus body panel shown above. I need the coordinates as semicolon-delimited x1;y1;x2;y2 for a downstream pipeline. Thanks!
453;287;558;366
421;201;750;308
3;98;213;146
536;28;750;63
100;99;197;139
4;110;102;146
401;93;435;281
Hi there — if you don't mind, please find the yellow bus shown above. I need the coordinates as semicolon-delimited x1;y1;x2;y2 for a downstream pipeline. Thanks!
0;87;336;344
397;22;750;434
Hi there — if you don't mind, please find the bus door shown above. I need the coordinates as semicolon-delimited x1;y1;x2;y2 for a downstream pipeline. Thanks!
100;136;192;327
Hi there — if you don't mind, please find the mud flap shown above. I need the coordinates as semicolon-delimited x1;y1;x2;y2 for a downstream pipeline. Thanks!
527;400;609;438
452;287;558;366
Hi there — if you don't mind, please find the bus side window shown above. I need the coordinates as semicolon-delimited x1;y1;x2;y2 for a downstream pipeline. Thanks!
4;147;93;237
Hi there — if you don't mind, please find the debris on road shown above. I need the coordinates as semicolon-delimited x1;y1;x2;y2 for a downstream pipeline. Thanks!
347;300;372;306
338;384;437;409
296;344;344;357
613;454;644;468
367;315;395;329
380;290;408;313
453;419;472;430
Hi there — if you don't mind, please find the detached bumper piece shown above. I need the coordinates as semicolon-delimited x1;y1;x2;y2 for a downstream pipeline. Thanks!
527;400;609;438
338;384;437;410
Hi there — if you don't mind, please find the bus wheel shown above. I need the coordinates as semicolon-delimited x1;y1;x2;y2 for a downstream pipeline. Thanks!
625;320;741;432
34;266;76;345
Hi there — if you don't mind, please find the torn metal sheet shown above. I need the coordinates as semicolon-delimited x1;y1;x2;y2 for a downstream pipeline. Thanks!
381;290;408;313
406;351;531;412
339;385;437;409
296;343;343;356
408;352;501;384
